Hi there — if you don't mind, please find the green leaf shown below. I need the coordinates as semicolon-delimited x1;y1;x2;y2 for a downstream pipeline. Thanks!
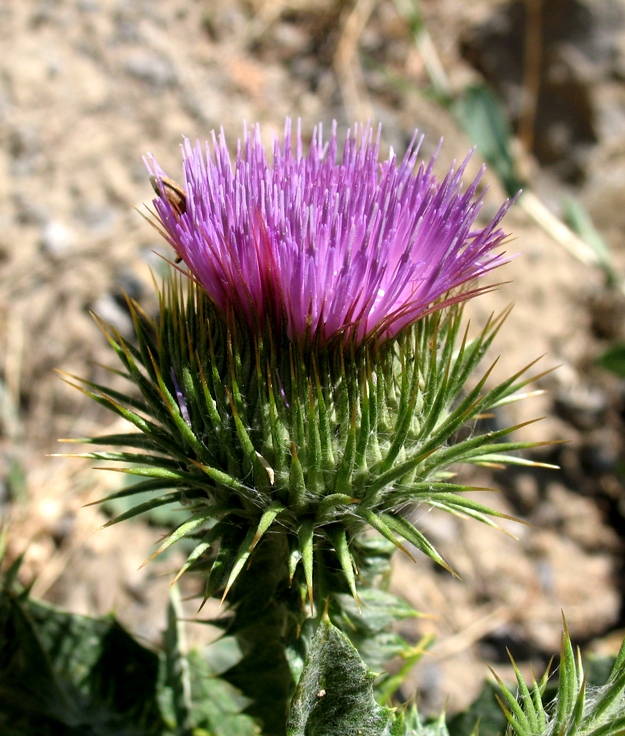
161;590;258;736
490;667;532;736
65;432;167;449
597;343;625;379
316;493;357;522
101;490;199;527
562;195;616;286
452;82;523;196
331;587;425;677
447;681;508;736
393;705;451;736
506;654;546;734
161;586;193;731
579;639;625;734
203;525;241;601
289;445;308;511
97;479;205;527
287;617;394;736
0;590;165;735
184;649;258;736
0;564;258;736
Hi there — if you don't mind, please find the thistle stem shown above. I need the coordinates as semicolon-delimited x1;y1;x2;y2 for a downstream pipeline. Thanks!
221;530;304;736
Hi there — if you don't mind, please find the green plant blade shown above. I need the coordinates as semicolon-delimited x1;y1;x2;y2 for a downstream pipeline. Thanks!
287;617;393;736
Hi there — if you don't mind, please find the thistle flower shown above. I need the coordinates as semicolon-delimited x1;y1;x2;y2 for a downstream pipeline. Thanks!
146;120;511;348
63;121;551;732
68;120;545;633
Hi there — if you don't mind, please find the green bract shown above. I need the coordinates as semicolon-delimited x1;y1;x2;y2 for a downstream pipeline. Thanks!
64;276;545;609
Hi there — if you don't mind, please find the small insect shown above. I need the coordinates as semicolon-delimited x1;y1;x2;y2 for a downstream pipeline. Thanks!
150;175;186;263
150;175;187;218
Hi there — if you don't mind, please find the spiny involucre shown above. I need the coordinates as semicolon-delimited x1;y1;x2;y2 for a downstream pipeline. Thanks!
72;120;543;608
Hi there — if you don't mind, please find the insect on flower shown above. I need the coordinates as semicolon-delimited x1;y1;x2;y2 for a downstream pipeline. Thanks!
150;175;186;263
149;175;187;218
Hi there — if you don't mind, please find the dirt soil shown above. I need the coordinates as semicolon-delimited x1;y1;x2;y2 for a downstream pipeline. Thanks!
2;0;625;717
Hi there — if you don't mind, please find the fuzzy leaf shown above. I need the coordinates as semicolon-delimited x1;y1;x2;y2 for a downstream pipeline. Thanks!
66;450;182;469
289;445;308;511
287;618;393;736
333;406;358;496
423;493;520;530
64;432;164;450
0;560;258;736
203;526;241;601
555;622;580;731
315;493;357;522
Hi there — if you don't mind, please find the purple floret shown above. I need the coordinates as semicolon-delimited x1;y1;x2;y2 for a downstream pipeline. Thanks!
146;120;512;347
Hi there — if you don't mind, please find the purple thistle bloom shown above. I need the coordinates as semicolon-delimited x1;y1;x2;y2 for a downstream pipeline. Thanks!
146;120;512;347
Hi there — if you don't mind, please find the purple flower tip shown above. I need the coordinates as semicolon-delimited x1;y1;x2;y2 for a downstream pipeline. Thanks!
146;120;512;348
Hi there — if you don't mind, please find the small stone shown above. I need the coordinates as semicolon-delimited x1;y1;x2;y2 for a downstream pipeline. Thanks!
40;220;75;256
123;53;177;89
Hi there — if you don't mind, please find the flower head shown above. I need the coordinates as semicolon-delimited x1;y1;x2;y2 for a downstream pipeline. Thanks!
68;120;542;632
146;120;511;348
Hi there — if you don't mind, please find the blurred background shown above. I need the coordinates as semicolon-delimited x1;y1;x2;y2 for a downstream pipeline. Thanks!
1;0;625;716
